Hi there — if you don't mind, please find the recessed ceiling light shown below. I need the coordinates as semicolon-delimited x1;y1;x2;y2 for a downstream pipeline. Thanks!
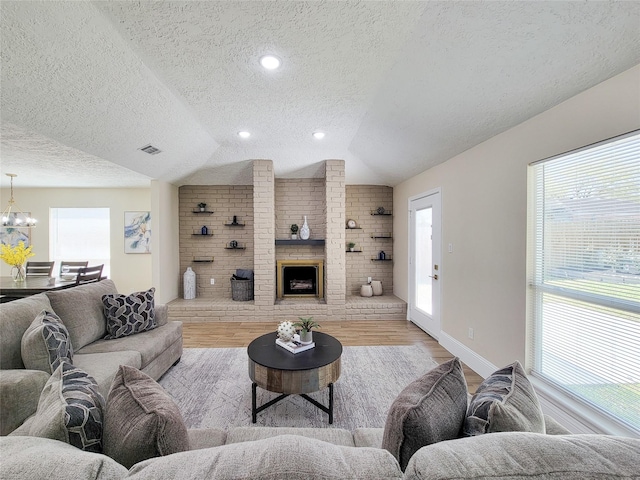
312;131;325;140
260;55;281;70
238;131;251;138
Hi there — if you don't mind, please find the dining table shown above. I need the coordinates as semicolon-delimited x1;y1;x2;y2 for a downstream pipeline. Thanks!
0;276;78;300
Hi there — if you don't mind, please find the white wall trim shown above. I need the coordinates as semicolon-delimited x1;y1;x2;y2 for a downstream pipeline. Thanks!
438;331;497;379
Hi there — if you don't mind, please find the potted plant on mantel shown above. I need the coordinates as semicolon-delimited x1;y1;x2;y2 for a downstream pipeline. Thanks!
198;202;207;212
294;317;320;344
290;223;299;240
348;242;356;252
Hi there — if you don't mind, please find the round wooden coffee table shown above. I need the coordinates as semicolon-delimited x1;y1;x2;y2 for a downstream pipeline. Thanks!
248;331;342;423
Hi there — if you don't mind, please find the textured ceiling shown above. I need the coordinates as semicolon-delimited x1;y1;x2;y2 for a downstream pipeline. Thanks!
1;1;639;189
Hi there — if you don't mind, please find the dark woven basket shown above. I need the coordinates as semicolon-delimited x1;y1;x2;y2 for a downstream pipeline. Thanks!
231;277;254;301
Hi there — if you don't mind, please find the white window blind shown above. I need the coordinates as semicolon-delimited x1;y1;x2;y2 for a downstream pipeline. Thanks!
528;130;640;435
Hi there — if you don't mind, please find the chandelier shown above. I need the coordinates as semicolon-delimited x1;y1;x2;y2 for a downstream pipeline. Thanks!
2;174;37;228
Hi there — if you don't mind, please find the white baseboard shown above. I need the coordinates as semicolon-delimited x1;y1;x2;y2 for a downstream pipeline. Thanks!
438;331;497;379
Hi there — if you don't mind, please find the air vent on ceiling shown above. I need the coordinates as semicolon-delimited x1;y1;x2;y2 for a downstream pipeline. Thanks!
139;144;162;155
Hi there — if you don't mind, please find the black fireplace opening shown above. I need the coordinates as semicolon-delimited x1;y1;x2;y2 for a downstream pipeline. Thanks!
282;266;318;296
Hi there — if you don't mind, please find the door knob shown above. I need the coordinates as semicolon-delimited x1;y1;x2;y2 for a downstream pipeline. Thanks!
429;274;438;280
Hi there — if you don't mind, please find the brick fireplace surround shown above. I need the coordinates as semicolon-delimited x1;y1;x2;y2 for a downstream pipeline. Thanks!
170;160;406;322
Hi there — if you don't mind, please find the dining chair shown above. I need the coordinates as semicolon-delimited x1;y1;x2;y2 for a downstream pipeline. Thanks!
60;261;89;279
75;265;104;285
25;261;55;277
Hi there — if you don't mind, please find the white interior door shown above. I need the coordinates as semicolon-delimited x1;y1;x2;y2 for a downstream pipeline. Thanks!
409;190;441;339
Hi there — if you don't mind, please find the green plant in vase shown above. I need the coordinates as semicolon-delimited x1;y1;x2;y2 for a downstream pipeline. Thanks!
294;317;320;344
290;224;299;240
347;242;356;252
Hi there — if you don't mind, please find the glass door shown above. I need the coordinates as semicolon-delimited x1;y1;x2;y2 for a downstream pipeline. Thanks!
409;190;441;338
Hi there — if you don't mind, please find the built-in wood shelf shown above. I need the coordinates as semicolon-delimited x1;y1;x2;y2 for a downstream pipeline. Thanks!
225;246;246;250
345;227;362;230
371;258;392;261
192;211;214;214
275;239;325;246
192;233;214;236
346;250;363;253
371;236;392;239
224;223;245;227
371;212;392;216
193;258;214;263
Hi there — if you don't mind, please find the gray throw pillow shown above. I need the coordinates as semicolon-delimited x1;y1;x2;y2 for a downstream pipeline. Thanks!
464;360;545;436
10;362;104;453
103;365;189;468
46;279;118;350
102;287;157;339
381;357;468;471
21;310;73;374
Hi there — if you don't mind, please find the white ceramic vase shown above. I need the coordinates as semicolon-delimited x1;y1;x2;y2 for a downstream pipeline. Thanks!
183;267;196;300
300;216;310;240
371;280;383;296
360;284;373;297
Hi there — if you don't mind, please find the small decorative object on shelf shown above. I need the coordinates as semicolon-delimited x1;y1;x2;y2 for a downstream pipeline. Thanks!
229;240;238;248
276;321;296;343
232;215;238;224
348;242;356;252
300;216;310;240
290;223;298;240
346;219;357;229
293;317;320;344
378;250;386;260
201;225;208;235
376;206;385;214
198;202;207;212
360;284;373;297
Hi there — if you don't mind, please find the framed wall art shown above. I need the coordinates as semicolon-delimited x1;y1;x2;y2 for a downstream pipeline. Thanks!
124;211;151;254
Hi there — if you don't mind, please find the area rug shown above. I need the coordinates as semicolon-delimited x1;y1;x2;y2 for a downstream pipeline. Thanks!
159;345;438;431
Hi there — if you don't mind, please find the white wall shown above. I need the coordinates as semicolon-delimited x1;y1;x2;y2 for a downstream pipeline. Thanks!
0;187;152;295
394;64;640;373
151;180;180;304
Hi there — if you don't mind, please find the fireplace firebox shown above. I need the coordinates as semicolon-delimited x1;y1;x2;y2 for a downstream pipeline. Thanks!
276;259;324;298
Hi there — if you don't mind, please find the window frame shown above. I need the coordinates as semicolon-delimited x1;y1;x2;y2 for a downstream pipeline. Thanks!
526;130;640;438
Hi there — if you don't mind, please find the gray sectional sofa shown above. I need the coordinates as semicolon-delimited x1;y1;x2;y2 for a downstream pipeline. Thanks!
1;280;638;479
0;279;182;435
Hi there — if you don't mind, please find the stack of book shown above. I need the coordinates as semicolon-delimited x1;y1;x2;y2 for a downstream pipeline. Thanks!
276;334;315;354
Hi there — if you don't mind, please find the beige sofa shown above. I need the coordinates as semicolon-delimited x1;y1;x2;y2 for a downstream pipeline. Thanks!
2;282;638;479
0;279;182;435
2;424;639;479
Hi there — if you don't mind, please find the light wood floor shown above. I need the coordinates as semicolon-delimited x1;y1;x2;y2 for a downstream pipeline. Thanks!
182;320;483;393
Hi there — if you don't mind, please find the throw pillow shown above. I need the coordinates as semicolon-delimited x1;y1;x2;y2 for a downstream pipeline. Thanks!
103;365;189;468
381;357;468;471
21;310;73;374
102;287;157;339
463;360;545;436
9;362;104;453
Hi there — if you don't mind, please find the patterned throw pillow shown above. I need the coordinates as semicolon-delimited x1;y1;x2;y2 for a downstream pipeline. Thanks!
464;361;545;436
382;357;468;471
102;288;157;339
9;362;105;453
21;310;73;374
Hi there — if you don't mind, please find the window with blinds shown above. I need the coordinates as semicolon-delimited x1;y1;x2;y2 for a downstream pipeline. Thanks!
528;130;640;435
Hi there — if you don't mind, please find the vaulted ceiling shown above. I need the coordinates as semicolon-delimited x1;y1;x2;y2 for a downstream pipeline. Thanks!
1;1;639;189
